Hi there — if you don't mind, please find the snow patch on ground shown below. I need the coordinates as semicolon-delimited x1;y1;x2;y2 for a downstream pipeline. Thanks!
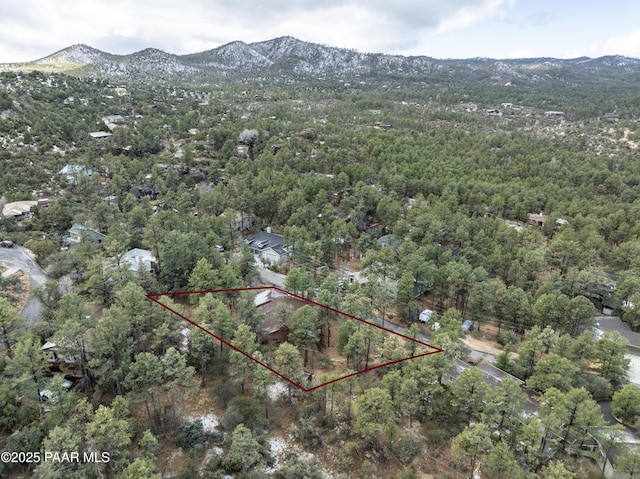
264;436;288;473
266;436;334;478
269;436;286;459
180;327;190;352
188;413;220;433
199;413;221;433
268;381;289;402
190;412;336;478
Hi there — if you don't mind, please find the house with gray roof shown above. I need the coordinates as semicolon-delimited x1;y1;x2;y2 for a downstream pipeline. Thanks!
121;248;158;274
244;230;290;264
89;131;112;143
68;224;106;245
59;165;93;185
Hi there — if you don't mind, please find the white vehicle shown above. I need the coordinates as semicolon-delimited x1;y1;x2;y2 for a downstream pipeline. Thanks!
418;309;434;323
39;378;74;403
39;389;57;403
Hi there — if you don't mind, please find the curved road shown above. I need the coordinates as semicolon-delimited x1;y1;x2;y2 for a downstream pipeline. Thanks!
0;245;46;327
596;316;640;386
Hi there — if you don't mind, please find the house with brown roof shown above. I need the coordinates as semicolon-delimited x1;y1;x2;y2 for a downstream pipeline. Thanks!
527;213;568;229
41;340;93;379
254;289;307;346
236;143;250;156
253;288;329;351
295;128;318;140
527;213;548;227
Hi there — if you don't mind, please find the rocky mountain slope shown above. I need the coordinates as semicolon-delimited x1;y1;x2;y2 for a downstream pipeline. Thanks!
3;36;640;85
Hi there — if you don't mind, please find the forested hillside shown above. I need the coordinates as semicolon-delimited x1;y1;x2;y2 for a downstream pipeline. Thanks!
1;58;640;479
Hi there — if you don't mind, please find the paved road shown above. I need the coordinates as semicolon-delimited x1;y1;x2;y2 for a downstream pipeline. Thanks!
595;316;640;386
0;245;47;327
596;316;640;348
256;261;286;288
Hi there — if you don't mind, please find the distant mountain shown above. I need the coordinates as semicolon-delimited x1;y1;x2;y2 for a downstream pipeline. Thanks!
14;43;198;79
3;36;640;85
34;44;107;66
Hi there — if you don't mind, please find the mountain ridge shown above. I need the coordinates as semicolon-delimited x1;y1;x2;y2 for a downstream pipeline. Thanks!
3;36;640;84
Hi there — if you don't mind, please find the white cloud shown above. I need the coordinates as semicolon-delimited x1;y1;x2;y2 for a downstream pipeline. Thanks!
0;0;517;62
2;0;636;61
590;28;640;59
436;0;511;33
260;5;399;54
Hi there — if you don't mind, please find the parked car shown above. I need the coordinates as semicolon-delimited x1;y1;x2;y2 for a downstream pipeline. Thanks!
418;309;434;323
39;389;58;404
0;240;14;247
39;378;74;403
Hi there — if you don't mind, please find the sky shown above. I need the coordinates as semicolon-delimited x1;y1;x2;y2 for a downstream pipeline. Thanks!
1;0;640;63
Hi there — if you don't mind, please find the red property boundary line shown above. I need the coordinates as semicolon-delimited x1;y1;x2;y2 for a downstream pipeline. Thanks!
147;286;444;392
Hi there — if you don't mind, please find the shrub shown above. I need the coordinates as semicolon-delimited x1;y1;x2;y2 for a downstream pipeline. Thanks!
424;425;453;444
397;434;422;464
173;419;205;450
496;330;518;346
224;396;266;431
578;373;612;400
397;468;419;479
274;452;324;479
212;380;235;405
339;441;358;470
318;353;332;369
221;409;243;433
361;460;377;477
291;415;324;449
